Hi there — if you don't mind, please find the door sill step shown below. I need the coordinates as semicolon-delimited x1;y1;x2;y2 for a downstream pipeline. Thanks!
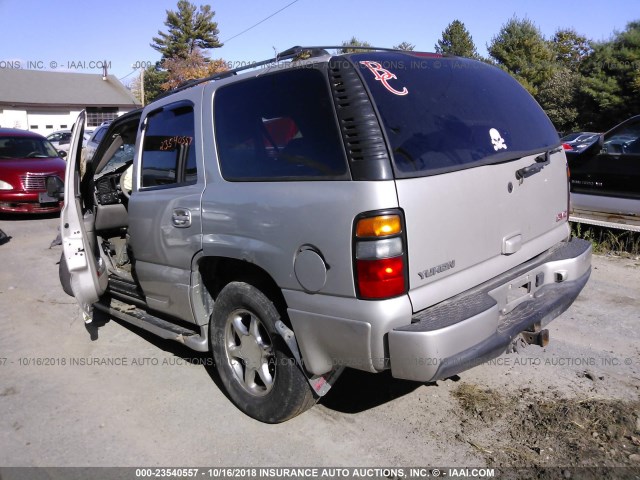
94;299;209;352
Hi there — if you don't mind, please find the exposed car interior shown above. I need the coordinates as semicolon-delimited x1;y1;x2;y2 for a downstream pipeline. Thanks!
86;115;139;276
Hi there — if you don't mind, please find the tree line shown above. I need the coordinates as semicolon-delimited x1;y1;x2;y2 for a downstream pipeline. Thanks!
436;18;640;133
138;2;639;133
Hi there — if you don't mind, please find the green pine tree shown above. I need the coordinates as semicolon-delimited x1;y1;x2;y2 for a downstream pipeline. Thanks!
488;17;555;95
393;41;415;51
435;20;478;58
537;67;581;132
142;62;170;104
151;0;222;60
577;20;640;130
339;37;372;54
551;28;592;68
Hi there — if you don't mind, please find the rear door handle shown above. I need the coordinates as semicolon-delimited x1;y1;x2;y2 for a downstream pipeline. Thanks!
172;208;192;228
516;152;550;182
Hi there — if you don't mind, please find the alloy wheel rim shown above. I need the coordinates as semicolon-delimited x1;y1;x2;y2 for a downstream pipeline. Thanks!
224;309;276;396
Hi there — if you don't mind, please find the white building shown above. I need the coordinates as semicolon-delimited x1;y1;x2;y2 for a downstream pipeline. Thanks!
0;69;140;135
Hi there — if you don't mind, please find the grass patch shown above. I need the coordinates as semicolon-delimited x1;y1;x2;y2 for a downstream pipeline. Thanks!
571;222;640;256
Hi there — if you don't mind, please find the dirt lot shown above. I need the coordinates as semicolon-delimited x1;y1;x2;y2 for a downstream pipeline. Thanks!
0;215;639;474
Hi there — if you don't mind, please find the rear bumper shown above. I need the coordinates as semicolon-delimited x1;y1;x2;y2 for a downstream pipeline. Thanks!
387;237;592;382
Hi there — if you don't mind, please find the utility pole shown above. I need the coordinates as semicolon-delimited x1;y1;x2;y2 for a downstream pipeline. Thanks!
140;68;145;106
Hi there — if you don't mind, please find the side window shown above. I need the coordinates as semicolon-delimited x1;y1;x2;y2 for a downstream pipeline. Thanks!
141;102;197;188
604;121;640;156
214;68;348;181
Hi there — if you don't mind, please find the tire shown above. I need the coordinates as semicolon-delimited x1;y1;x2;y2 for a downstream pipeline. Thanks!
210;281;317;423
58;252;74;297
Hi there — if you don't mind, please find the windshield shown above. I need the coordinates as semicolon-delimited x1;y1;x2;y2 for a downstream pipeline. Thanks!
0;136;60;159
96;144;135;178
351;53;559;177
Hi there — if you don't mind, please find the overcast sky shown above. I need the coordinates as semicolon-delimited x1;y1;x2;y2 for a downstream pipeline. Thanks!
0;0;638;83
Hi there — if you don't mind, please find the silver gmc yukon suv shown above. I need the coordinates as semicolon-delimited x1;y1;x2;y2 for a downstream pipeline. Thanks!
51;46;592;423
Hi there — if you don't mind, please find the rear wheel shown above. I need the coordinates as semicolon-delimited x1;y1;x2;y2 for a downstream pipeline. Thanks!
210;281;316;423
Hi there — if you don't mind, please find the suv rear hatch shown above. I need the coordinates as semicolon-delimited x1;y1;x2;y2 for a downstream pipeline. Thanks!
352;53;569;311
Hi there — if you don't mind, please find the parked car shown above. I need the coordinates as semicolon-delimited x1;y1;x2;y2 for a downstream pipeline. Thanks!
0;128;66;213
46;130;73;152
560;132;587;143
566;115;640;224
47;129;91;153
83;122;111;162
561;132;599;153
561;132;595;143
52;47;591;423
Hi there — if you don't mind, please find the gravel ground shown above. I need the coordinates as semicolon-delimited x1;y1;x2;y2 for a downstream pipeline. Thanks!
0;215;638;475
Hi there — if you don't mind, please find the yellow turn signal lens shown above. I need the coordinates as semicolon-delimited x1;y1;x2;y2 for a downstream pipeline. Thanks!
356;215;401;238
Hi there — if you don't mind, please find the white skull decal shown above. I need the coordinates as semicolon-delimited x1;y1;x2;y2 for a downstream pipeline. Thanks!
489;128;507;151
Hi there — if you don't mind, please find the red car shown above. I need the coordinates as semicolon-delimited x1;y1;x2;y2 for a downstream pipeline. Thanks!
0;128;66;214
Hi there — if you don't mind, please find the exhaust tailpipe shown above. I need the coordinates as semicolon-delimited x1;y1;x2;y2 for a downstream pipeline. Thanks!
522;329;549;347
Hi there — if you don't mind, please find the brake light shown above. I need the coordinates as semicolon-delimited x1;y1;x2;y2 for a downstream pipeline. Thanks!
354;212;407;300
356;257;405;299
562;143;574;151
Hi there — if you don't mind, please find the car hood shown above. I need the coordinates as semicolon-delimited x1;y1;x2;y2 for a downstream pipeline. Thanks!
0;156;66;173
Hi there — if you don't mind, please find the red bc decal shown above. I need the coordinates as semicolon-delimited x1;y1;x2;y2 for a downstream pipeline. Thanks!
359;61;409;96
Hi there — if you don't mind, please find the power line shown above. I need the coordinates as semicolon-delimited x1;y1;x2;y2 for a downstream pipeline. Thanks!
118;69;138;81
120;0;301;81
221;0;301;44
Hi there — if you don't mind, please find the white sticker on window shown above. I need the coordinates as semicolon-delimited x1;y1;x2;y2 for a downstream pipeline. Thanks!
489;128;507;151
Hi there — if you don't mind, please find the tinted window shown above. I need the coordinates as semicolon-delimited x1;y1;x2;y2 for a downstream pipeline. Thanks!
141;102;197;188
352;53;559;177
603;120;640;155
214;68;348;181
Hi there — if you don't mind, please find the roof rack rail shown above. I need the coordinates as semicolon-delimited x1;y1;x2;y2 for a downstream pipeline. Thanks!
155;45;404;99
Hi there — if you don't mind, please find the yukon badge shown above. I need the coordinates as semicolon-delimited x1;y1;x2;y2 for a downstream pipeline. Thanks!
418;260;456;280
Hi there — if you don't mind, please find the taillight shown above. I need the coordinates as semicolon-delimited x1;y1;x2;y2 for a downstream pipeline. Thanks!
354;211;407;300
562;143;574;151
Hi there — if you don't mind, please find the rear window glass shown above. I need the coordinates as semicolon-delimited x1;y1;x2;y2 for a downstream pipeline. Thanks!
352;53;559;177
214;68;348;181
